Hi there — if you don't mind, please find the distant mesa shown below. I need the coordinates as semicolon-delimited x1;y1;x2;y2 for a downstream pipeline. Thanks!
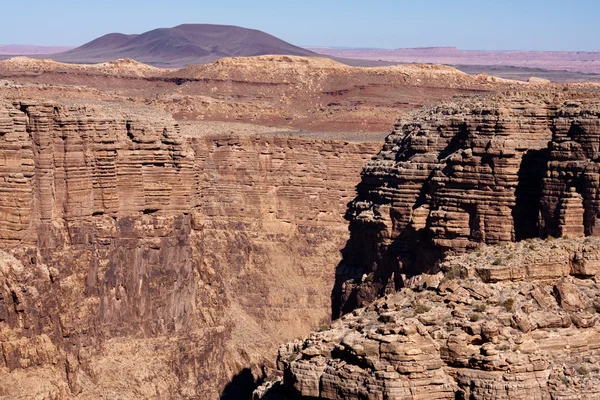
309;46;600;75
0;56;166;77
0;45;74;55
50;24;318;68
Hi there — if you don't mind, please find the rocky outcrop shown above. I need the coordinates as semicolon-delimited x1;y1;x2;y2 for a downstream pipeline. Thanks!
252;90;600;399
0;100;379;398
258;238;600;399
445;236;600;282
0;57;166;77
335;91;600;315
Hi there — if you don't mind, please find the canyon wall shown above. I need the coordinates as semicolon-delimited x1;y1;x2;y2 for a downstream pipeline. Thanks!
335;92;600;315
0;100;379;399
266;241;600;399
256;91;600;399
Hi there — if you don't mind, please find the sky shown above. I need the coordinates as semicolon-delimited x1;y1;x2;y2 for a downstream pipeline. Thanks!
1;0;598;51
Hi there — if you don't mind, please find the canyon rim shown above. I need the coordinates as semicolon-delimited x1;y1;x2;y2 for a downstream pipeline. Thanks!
0;6;600;400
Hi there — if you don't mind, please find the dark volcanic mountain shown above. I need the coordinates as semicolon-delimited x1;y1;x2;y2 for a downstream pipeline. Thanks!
51;24;318;67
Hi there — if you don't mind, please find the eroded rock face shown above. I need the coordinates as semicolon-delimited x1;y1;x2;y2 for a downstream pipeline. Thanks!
0;100;379;398
259;238;600;399
253;91;600;399
336;91;600;315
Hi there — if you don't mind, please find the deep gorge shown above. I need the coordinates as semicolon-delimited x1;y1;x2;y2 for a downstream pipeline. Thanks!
0;100;380;398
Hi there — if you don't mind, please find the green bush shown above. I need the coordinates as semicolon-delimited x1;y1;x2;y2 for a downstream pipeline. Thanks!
444;266;461;280
414;303;431;314
577;365;589;376
474;303;487;312
469;313;481;322
503;298;515;312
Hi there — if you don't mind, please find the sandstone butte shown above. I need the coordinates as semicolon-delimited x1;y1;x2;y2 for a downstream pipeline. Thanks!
254;90;600;399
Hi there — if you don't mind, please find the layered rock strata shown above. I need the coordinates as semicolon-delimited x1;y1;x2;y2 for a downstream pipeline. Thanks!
255;91;600;399
336;92;600;315
0;100;379;398
261;238;600;399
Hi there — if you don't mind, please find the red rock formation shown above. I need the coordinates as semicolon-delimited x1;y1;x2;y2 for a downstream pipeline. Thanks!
261;261;600;399
249;91;600;400
334;91;600;316
0;100;380;398
557;188;585;238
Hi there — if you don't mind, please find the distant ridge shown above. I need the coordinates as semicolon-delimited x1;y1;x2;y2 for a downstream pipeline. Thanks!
308;47;600;74
0;45;74;55
50;24;318;67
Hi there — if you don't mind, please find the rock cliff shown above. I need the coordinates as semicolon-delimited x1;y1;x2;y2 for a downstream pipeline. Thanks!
262;239;600;399
254;90;600;399
336;91;600;315
0;100;380;398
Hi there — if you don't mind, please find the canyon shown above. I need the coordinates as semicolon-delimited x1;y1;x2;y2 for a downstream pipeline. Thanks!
0;51;600;399
256;91;600;399
0;99;383;398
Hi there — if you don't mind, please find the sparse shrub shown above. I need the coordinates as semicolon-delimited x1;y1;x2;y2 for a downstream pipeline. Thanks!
503;298;515;312
445;265;461;280
559;374;570;385
492;257;503;266
545;235;554;242
563;234;570;239
474;303;487;313
470;313;481;322
318;324;330;332
414;303;431;314
577;365;589;376
498;344;510;351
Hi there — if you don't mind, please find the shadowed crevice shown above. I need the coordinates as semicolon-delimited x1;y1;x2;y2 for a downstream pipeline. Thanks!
513;148;549;240
220;367;267;400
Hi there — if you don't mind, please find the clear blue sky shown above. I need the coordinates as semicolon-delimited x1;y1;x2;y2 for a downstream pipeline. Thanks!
1;0;598;51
